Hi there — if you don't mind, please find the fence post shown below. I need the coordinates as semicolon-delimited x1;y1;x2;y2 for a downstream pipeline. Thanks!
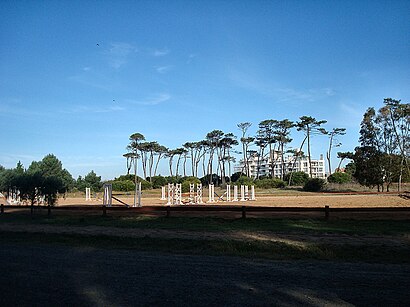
102;205;107;217
242;206;246;219
325;205;330;220
31;204;34;217
0;204;3;214
47;205;51;217
166;205;170;218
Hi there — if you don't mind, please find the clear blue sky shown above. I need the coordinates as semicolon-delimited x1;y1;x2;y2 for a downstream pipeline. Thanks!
1;0;409;179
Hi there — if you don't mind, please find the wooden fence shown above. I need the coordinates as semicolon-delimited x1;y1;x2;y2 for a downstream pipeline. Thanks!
1;203;410;219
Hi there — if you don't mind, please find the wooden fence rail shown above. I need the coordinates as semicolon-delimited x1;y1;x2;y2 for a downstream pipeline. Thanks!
1;203;410;219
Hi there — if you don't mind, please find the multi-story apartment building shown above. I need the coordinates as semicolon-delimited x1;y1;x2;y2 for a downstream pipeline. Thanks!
235;150;326;179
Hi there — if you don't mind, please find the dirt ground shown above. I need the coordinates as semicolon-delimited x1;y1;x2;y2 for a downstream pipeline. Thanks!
2;244;410;306
56;193;409;208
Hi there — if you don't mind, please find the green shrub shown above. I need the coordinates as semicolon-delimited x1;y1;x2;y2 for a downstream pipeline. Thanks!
165;176;180;184
111;180;135;192
303;178;326;192
200;174;221;185
284;171;309;186
181;177;201;193
139;179;152;190
327;172;352;184
255;178;286;189
234;176;254;186
231;172;246;182
110;178;152;191
150;176;167;189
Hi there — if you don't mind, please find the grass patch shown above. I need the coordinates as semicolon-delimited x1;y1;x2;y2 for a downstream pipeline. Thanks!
1;231;409;263
1;214;410;236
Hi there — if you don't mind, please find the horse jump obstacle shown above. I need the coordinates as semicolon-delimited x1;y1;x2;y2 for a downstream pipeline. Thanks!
162;184;256;205
213;184;256;203
166;183;182;205
6;189;21;205
163;183;203;205
102;183;141;207
190;183;203;204
103;183;112;207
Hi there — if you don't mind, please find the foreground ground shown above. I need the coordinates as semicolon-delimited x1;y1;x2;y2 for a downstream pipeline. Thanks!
1;243;410;306
1;190;409;305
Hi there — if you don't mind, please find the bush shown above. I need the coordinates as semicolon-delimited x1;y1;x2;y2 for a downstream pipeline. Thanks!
284;171;309;186
165;176;180;184
327;172;352;184
234;176;254;186
139;179;152;190
150;176;167;189
231;172;246;183
181;177;201;193
110;176;152;191
255;178;286;189
111;180;135;192
303;178;326;192
200;174;221;186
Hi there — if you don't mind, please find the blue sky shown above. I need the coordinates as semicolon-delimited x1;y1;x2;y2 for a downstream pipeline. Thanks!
1;0;409;179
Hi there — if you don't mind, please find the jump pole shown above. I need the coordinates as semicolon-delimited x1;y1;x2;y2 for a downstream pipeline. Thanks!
166;183;174;205
233;185;238;201
85;187;91;201
240;185;245;201
160;186;166;200
175;183;182;205
137;182;142;207
208;184;215;203
196;183;203;204
189;183;195;204
250;185;256;201
226;185;231;202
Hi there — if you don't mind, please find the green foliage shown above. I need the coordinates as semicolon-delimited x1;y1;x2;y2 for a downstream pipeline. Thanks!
0;158;70;206
234;176;254;186
181;177;201;193
327;172;352;184
138;178;152;190
353;146;384;189
230;172;245;183
164;176;180;184
150;176;167;189
76;170;103;192
303;178;326;192
27;154;74;193
109;175;152;191
255;178;286;189
111;180;135;192
200;174;221;186
344;162;356;176
284;171;309;186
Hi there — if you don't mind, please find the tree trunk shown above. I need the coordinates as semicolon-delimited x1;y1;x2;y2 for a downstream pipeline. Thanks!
307;128;312;178
169;156;173;177
153;153;163;177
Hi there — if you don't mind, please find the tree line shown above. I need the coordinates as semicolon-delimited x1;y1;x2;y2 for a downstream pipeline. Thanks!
0;98;407;201
0;155;104;205
351;98;409;191
124;116;347;184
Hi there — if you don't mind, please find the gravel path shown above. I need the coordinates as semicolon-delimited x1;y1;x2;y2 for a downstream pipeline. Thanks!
1;243;409;306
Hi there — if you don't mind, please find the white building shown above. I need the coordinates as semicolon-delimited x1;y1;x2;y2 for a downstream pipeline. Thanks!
235;150;326;179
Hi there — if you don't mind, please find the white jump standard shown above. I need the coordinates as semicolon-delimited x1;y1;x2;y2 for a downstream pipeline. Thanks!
85;187;91;201
103;183;112;207
161;186;166;200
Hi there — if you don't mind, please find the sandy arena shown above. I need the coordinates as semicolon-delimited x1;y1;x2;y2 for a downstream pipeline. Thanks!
57;193;409;208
